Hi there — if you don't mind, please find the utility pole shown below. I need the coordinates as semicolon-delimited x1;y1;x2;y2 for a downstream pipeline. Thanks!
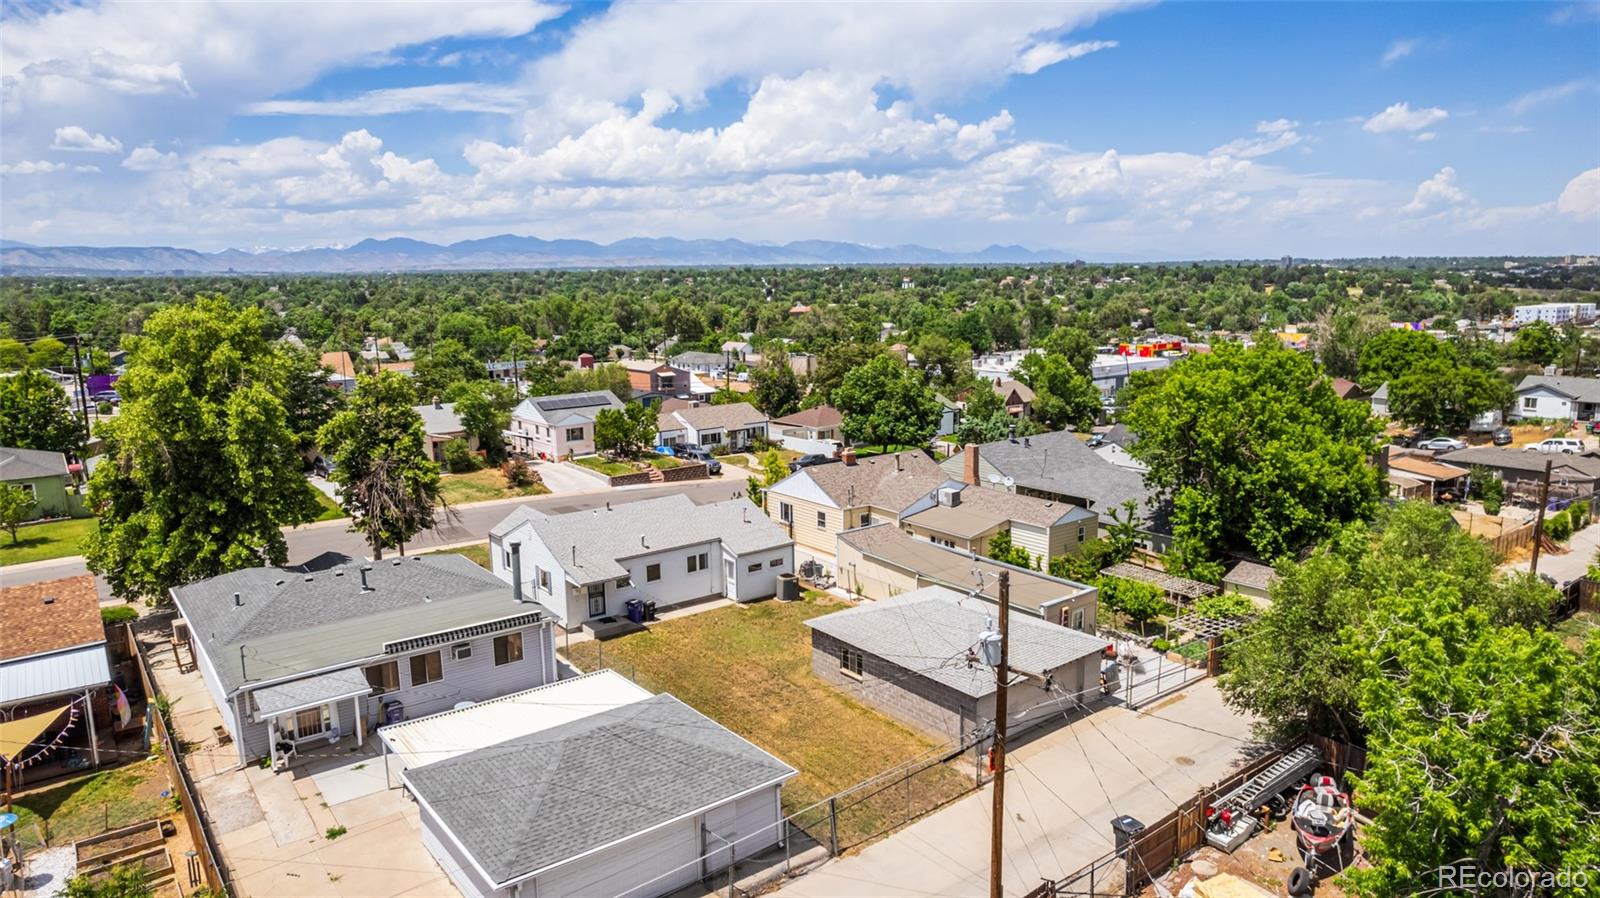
70;335;91;454
989;571;1011;898
1530;458;1554;576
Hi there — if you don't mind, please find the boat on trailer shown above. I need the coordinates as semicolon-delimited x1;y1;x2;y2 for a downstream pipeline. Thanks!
1292;774;1353;862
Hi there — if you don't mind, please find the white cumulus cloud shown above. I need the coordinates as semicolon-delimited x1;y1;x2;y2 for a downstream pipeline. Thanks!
1402;166;1468;214
1363;101;1448;134
122;146;181;171
1010;40;1119;75
0;160;67;175
1558;168;1600;219
50;126;122;153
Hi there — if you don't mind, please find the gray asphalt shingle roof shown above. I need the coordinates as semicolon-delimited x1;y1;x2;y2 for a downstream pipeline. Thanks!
657;401;768;434
1515;374;1600;404
404;694;795;886
250;668;372;718
805;586;1106;698
491;495;792;584
947;430;1153;518
413;402;465;435
0;446;69;481
170;554;537;694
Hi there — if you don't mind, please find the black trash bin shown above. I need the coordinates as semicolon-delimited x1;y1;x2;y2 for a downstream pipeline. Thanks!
644;601;658;621
382;700;405;725
625;599;645;624
1111;815;1145;855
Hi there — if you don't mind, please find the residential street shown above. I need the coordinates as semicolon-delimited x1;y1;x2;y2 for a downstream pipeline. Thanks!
0;477;747;589
770;680;1262;898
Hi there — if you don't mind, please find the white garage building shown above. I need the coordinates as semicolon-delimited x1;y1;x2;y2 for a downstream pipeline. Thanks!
385;670;796;898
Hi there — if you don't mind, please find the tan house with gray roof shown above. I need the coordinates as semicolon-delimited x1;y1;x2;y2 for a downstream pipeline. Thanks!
656;400;769;451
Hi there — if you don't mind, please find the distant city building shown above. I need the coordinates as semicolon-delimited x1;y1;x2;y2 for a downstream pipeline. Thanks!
1512;303;1597;326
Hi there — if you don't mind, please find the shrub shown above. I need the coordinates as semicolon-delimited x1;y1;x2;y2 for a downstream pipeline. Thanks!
1483;496;1502;516
502;457;540;488
1569;502;1588;531
96;401;113;415
710;443;736;457
1193;592;1255;619
100;605;140;625
1151;637;1173;652
442;438;479;473
1546;508;1573;542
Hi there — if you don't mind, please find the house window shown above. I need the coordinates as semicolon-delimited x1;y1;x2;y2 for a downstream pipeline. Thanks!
1077;525;1086;542
502;548;511;568
1070;608;1086;631
839;647;864;680
688;552;709;573
17;483;35;501
700;432;722;446
817;510;827;529
494;632;524;666
537;568;551;593
1522;396;1538;411
615;576;632;589
860;511;872;526
588;583;606;617
779;502;793;523
747;562;761;573
409;651;442;686
293;706;329;740
769;558;783;568
566;426;585;442
363;661;399;695
646;563;661;582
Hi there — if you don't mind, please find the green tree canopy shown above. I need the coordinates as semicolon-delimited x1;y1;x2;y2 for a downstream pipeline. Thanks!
0;482;35;544
1124;342;1382;578
833;355;940;448
1387;357;1511;434
749;362;802;417
808;342;888;404
911;334;974;392
317;371;445;559
1357;327;1452;387
412;338;486;399
554;364;633;403
1508;319;1562;366
1038;327;1097;376
83;297;320;598
0;367;85;458
593;403;658;459
448;379;517;463
1015;351;1102;431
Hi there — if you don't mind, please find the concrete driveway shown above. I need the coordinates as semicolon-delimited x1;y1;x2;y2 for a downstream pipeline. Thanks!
770;680;1263;898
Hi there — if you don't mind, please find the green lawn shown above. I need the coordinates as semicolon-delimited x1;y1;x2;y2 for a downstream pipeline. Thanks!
432;542;491;570
437;467;551;505
571;455;635;476
641;454;685;470
0;516;97;564
851;444;914;457
310;488;346;521
12;759;169;845
563;593;972;843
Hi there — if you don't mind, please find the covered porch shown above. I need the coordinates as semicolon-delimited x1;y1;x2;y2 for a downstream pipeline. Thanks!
250;669;372;773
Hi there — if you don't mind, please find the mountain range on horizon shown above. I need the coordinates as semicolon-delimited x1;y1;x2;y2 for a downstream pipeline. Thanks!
0;234;1124;275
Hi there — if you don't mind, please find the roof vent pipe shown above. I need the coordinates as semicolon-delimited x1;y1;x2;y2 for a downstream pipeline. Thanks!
233;592;242;607
359;567;373;593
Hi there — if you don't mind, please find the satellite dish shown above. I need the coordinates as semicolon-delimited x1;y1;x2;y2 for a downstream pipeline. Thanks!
987;474;1002;484
1002;477;1015;488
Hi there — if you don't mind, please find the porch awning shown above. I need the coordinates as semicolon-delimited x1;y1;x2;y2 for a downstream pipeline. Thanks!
0;704;69;760
250;669;371;721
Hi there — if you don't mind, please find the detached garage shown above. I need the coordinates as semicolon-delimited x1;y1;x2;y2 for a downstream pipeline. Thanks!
807;586;1108;742
388;671;796;898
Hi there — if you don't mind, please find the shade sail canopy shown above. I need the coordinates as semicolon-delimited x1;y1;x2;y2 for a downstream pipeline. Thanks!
0;704;69;760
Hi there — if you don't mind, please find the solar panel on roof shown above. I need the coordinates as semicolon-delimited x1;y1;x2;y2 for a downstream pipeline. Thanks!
535;394;611;411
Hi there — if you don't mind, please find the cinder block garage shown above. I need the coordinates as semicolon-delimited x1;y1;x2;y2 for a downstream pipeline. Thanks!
805;586;1107;743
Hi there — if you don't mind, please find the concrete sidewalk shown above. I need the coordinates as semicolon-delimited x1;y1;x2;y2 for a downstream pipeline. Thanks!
1503;519;1600;585
769;680;1263;898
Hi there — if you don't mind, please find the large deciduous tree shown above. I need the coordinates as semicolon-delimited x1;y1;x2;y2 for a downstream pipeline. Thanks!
1387;357;1511;434
593;403;658;459
0;367;85;458
1038;327;1097;377
412;337;486;399
83;298;321;598
1508;319;1562;366
834;355;940;449
1357;327;1452;387
1124;342;1381;579
317;371;446;559
1016;351;1102;431
749;362;802;418
448;379;517;463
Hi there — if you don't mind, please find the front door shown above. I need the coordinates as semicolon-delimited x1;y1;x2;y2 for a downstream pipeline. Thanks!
723;556;737;598
588;583;606;618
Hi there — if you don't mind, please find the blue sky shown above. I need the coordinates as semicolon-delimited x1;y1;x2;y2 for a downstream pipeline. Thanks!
1;0;1596;257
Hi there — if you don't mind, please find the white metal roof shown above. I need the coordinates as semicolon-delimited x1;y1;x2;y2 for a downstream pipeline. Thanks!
0;644;110;704
378;669;651;770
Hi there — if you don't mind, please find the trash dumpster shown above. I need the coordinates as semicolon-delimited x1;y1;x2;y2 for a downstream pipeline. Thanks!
625;599;645;624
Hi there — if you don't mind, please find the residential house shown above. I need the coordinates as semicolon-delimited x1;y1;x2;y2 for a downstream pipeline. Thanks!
321;350;359;392
763;449;1098;563
1222;560;1277;607
1439;445;1600;502
1090;425;1146;472
616;359;703;404
0;447;73;519
388;670;795;898
1329;378;1366;401
991;379;1035;418
0;576;113;782
168;553;558;768
484;359;532;386
1369;382;1391;418
933;393;962;437
669;350;728;375
1385;452;1471;502
720;339;755;362
413;400;476;463
1513;374;1600;421
656;401;769;451
835;524;1099;630
807;585;1106;741
973;349;1039;382
786;352;818;378
771;406;843;442
939;432;1167;547
1089;352;1174;398
505;391;624;460
488;495;794;629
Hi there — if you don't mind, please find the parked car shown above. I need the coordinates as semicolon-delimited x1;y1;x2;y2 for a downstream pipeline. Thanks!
735;371;750;383
1492;427;1513;446
1416;436;1467;452
1588;420;1600;435
90;389;121;404
675;444;722;474
1526;438;1585;454
788;453;837;472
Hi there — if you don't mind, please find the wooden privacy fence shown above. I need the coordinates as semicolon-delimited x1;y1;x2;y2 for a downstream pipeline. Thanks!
129;624;232;897
1485;519;1536;557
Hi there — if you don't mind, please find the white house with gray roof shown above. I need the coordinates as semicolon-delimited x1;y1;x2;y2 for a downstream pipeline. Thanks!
656;400;769;450
1513;374;1600;421
488;495;794;629
390;669;795;898
168;553;558;769
505;390;624;460
807;585;1107;741
412;400;474;463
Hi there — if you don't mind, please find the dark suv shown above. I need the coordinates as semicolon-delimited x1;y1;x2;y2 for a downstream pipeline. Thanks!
788;453;837;472
675;445;722;475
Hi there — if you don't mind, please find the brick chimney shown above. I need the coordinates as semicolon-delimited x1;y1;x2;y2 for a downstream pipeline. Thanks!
841;446;857;466
962;443;980;485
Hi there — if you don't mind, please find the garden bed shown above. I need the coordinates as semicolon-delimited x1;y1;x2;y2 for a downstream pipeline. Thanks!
75;819;167;867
